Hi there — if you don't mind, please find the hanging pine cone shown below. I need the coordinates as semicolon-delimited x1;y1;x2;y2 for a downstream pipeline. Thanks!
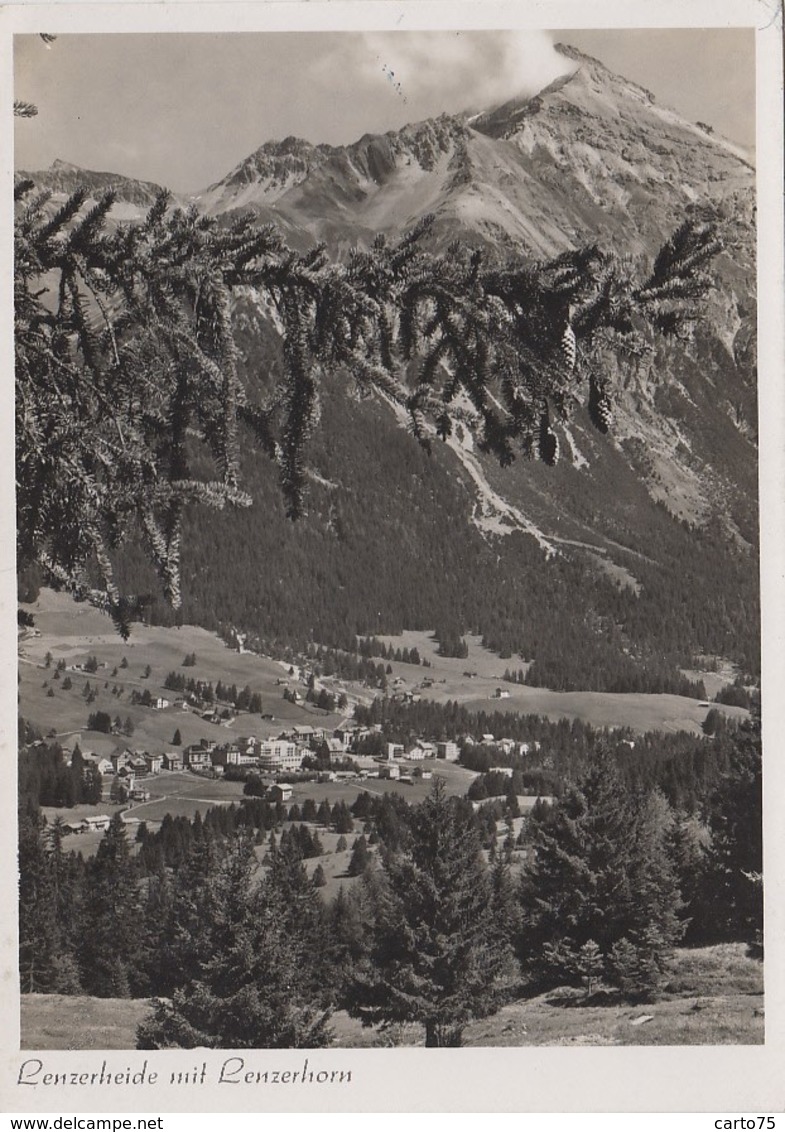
560;323;577;371
538;408;560;466
588;375;613;434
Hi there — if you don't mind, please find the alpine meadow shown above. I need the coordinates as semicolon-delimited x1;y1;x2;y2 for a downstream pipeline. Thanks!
15;32;762;1051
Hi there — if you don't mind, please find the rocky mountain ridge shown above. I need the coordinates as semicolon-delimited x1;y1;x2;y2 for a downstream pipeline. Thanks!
16;44;760;684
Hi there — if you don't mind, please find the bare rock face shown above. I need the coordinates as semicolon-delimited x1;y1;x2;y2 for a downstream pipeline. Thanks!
16;158;168;213
196;44;757;542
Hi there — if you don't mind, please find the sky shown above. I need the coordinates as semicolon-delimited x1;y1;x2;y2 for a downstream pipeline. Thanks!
14;28;755;194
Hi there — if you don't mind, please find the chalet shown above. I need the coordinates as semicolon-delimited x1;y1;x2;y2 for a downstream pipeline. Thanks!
436;741;459;761
217;743;253;767
498;739;516;756
129;785;150;802
269;783;293;803
93;757;113;775
111;751;132;772
493;688;511;700
405;745;426;761
82;815;111;832
129;756;149;777
184;745;212;770
143;753;164;774
325;738;345;758
490;766;515;778
480;734;496;745
162;751;183;771
235;751;260;766
518;795;554;809
153;697;170;711
379;764;401;780
420;742;437;759
476;794;555;812
291;725;316;743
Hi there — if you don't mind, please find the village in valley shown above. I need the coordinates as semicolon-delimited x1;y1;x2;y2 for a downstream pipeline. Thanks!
19;588;561;850
19;577;752;864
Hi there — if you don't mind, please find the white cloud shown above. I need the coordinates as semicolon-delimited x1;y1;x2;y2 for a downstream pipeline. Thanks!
350;30;575;116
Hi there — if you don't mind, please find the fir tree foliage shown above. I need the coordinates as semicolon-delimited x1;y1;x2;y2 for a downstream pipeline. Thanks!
15;181;723;630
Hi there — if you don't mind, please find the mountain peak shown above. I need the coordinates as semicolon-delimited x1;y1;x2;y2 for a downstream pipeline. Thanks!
554;41;614;70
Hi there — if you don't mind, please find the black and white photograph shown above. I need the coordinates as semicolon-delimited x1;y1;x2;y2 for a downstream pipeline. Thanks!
3;0;784;1114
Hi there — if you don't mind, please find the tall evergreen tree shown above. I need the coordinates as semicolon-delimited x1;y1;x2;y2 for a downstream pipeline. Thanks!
78;814;146;996
18;814;71;993
699;720;763;946
345;780;516;1046
518;747;684;996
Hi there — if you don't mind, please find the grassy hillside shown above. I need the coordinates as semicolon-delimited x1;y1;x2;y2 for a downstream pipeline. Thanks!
18;589;348;755
19;591;747;758
20;944;762;1050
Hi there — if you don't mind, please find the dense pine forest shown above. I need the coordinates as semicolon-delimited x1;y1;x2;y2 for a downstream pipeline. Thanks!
110;376;759;696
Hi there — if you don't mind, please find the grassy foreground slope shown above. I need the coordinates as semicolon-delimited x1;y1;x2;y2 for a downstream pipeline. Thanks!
21;945;762;1049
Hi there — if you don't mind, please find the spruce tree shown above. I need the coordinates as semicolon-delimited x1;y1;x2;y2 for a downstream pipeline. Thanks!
78;814;146;996
347;834;371;877
700;720;763;946
18;814;80;993
345;780;516;1046
518;747;684;996
137;837;332;1048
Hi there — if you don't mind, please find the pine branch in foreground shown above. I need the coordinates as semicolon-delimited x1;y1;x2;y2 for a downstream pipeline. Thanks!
15;180;723;630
